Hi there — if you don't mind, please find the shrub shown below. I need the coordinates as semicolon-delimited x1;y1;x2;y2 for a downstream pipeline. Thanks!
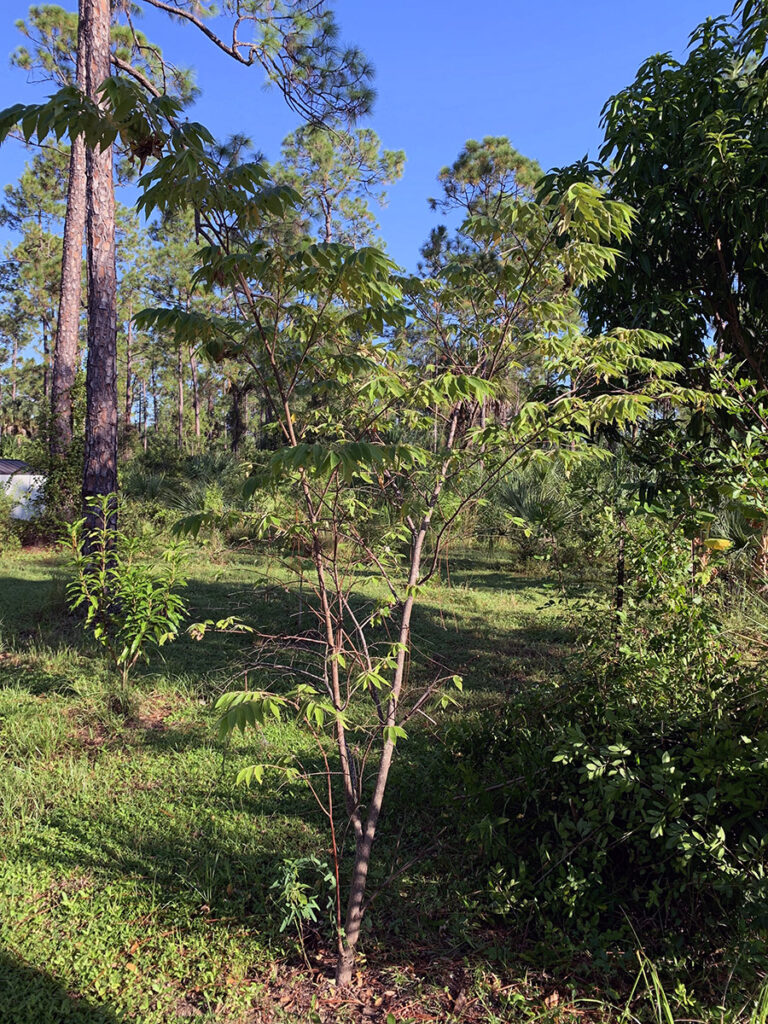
65;495;188;706
450;528;768;963
0;486;21;552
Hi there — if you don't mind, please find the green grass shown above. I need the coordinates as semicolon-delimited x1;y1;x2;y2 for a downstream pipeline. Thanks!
2;543;760;1023
0;543;576;1022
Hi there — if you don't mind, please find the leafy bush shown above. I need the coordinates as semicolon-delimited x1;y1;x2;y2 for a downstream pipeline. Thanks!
0;486;20;552
65;495;188;705
450;528;768;962
270;856;337;964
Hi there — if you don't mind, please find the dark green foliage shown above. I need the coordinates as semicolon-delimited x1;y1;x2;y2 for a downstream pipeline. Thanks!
451;530;768;965
549;14;768;383
270;855;337;940
0;485;21;552
66;495;188;694
430;135;542;215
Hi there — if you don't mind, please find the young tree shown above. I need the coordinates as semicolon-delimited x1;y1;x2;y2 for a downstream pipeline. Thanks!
130;113;689;983
1;65;693;990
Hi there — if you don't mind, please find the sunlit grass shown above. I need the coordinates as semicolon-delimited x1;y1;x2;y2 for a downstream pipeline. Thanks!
3;543;755;1023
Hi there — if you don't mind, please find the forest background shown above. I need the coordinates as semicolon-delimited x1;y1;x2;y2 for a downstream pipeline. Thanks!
1;1;768;1023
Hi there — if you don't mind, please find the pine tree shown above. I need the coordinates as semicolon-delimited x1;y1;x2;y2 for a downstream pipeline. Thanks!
12;2;197;486
275;125;404;245
0;150;68;434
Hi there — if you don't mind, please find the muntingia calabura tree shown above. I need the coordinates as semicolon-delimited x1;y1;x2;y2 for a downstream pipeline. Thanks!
1;79;699;986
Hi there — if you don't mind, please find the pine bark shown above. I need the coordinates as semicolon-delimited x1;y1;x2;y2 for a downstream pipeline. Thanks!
50;0;87;461
82;0;118;523
141;377;148;450
176;344;184;449
151;362;159;431
124;303;133;433
42;320;50;400
189;346;200;439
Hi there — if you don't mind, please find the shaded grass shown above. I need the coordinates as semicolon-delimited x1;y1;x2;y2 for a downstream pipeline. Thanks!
0;951;119;1024
0;544;592;1022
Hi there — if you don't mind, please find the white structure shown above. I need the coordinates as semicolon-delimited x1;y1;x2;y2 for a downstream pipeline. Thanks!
0;459;45;520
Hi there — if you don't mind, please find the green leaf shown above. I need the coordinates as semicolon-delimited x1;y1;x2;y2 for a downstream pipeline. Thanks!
382;725;407;746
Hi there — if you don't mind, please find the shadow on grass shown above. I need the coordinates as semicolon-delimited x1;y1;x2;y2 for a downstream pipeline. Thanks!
408;603;574;696
0;952;118;1024
2;554;576;696
15;750;333;922
15;712;465;947
0;575;70;636
0;659;81;696
2;554;577;956
436;557;557;593
131;577;301;686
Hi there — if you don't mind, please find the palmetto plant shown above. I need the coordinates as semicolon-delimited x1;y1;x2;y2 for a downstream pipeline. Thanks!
497;460;582;551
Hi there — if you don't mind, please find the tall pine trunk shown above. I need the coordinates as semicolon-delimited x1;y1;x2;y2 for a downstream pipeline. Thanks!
189;346;200;440
141;377;148;451
50;1;86;462
11;337;18;403
82;0;118;528
176;344;184;449
42;320;50;400
150;360;159;432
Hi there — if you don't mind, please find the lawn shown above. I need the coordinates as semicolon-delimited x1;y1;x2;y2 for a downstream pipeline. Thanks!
0;544;576;1023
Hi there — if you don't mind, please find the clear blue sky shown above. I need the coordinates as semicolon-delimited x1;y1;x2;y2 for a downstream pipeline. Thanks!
0;0;720;269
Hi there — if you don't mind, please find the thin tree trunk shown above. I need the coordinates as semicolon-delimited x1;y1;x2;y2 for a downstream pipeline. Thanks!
189;346;200;440
124;302;133;433
11;335;18;403
230;381;245;454
51;1;86;461
334;414;460;987
151;362;158;431
82;0;118;528
177;344;184;449
754;523;768;584
42;320;50;400
141;377;148;451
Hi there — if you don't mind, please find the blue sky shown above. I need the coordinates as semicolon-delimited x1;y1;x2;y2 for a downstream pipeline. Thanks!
0;0;720;269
